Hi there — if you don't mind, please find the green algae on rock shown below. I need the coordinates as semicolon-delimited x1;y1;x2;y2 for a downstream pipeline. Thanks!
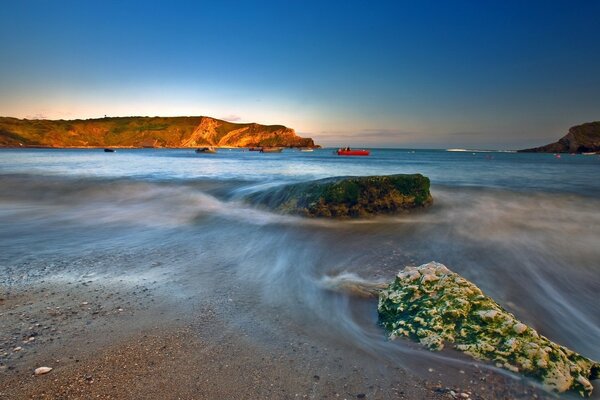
378;262;600;397
249;174;432;218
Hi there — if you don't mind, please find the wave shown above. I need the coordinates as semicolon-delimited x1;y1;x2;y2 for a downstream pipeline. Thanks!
1;172;598;383
446;148;516;153
0;174;345;232
318;272;388;298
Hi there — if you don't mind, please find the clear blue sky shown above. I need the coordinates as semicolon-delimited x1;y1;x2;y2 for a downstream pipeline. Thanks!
1;0;599;148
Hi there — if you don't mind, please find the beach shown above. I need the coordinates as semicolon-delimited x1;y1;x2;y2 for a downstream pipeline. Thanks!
0;252;549;400
1;148;599;399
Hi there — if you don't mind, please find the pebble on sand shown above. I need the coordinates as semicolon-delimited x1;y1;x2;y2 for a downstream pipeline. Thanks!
34;367;53;375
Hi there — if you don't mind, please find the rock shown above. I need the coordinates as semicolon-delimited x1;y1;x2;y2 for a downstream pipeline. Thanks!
513;323;527;334
519;122;600;153
248;174;433;218
34;367;52;375
13;346;22;352
378;262;600;397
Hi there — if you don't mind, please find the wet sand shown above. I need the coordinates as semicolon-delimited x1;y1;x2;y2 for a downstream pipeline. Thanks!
0;271;555;400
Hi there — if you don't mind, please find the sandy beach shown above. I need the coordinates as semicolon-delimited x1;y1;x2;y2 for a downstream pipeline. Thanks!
1;261;552;400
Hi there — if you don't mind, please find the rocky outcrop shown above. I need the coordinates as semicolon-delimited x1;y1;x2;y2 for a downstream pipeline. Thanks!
519;122;600;153
248;174;432;218
181;117;314;148
0;116;316;148
378;262;600;397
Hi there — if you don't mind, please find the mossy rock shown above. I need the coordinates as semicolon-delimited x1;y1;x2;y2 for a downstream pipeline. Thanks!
249;174;432;218
378;262;599;397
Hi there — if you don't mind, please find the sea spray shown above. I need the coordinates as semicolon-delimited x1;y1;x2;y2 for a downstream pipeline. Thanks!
319;273;388;298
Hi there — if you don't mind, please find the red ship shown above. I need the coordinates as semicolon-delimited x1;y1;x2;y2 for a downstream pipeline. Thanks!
337;147;370;156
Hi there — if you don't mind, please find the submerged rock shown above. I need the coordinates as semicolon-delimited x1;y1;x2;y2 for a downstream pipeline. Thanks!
378;262;599;397
249;174;432;218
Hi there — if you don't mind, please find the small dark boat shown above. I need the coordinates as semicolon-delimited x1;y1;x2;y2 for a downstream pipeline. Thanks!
195;147;217;154
337;148;370;156
260;147;283;153
104;148;116;153
248;147;262;151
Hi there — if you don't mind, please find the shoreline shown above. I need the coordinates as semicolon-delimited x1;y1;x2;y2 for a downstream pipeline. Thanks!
1;150;598;399
0;266;553;399
0;146;320;150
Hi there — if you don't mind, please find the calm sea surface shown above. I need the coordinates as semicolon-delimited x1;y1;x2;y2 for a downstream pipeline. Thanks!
0;148;598;195
1;148;599;376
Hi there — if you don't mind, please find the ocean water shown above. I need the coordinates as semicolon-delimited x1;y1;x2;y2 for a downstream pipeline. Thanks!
1;148;599;380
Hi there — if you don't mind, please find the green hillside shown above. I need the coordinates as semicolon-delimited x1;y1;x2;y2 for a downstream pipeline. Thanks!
0;116;315;148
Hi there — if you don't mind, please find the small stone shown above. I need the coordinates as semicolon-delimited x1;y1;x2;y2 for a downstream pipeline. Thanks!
34;367;52;375
513;323;527;334
13;346;22;352
459;393;469;399
479;310;498;320
357;394;366;399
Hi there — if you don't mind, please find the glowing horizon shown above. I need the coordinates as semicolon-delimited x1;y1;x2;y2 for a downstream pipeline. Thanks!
1;1;599;149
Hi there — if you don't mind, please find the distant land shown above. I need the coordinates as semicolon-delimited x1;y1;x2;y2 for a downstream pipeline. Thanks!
519;122;600;153
0;116;316;148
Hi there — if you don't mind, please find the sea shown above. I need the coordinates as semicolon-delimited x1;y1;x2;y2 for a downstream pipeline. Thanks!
1;148;599;383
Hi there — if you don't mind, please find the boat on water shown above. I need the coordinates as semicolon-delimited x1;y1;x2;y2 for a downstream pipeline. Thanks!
337;147;370;156
299;148;314;152
195;147;217;154
260;147;283;153
104;148;116;153
248;147;262;151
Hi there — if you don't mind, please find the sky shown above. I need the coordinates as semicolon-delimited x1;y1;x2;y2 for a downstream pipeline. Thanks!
1;1;599;149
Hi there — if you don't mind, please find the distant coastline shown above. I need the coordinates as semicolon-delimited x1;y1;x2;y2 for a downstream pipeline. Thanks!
0;116;317;149
518;121;600;154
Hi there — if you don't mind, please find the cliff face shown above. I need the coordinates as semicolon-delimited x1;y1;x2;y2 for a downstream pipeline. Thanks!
0;116;316;148
519;122;600;153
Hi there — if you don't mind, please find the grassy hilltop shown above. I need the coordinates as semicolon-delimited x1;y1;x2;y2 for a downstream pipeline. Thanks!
0;116;316;148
